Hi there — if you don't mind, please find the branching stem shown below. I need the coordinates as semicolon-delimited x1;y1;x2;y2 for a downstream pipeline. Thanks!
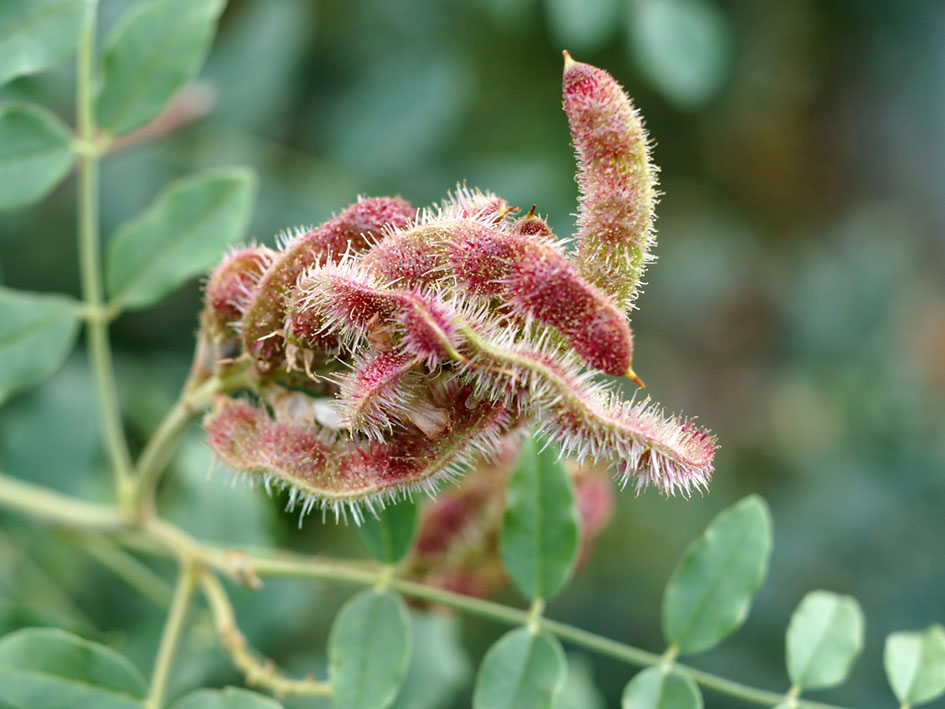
134;367;251;517
76;16;135;508
200;571;333;697
0;470;848;709
146;562;197;709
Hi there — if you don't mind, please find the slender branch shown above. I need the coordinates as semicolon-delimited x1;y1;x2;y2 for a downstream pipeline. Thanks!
146;563;198;709
200;571;332;697
75;15;134;506
0;473;127;531
133;367;252;517
0;471;850;709
243;553;846;709
77;534;173;607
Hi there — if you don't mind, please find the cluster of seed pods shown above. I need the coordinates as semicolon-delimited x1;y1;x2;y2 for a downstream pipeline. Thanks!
200;53;716;522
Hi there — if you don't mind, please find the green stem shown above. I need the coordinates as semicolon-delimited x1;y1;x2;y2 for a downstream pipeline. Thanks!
248;554;845;709
145;563;197;709
78;534;173;607
526;597;545;633
133;374;233;517
0;472;127;531
0;472;849;709
200;571;333;697
76;16;134;506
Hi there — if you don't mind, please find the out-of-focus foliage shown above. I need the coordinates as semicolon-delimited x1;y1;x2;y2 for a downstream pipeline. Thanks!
1;0;944;706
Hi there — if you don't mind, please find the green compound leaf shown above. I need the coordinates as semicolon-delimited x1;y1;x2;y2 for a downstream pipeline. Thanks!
356;499;418;564
0;627;146;709
0;103;74;210
106;167;256;309
786;590;864;690
96;0;225;135
500;435;580;601
329;589;411;709
621;667;703;709
0;0;93;87
884;624;945;706
171;687;284;709
473;628;566;709
662;495;772;655
0;287;80;405
627;0;734;110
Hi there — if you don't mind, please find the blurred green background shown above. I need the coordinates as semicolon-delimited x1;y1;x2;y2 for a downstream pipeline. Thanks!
2;0;944;706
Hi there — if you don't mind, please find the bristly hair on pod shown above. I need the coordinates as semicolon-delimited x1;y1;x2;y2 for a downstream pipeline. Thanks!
203;387;516;524
203;244;274;338
198;54;717;524
563;51;659;312
332;350;431;440
446;322;715;495
240;196;415;369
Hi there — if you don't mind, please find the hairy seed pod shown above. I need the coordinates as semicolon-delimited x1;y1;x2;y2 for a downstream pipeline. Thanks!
363;187;512;290
445;221;635;376
334;350;429;439
204;387;512;523
440;184;511;222
296;260;463;369
365;213;637;377
203;245;274;337
563;51;657;311
453;327;715;495
200;56;716;519
362;222;450;290
240;196;414;369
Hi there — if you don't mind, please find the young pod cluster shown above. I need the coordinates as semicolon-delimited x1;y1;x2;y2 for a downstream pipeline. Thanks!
198;55;715;523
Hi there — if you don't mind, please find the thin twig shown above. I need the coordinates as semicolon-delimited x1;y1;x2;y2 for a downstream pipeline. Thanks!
145;562;198;709
199;571;332;697
77;533;173;607
75;13;135;507
0;469;850;709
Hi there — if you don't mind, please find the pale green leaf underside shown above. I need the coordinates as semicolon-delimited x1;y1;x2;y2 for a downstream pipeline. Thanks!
884;624;945;705
356;499;418;564
96;0;224;135
328;589;411;709
105;167;256;309
0;287;79;404
662;495;772;654
171;687;284;709
0;103;74;210
621;667;703;709
0;0;93;87
473;628;566;709
0;627;145;709
786;590;864;690
500;435;580;601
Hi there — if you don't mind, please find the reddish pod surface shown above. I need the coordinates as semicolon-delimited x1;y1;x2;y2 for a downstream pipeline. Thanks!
240;197;414;368
203;245;273;337
445;221;635;376
563;52;657;311
199;56;716;519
